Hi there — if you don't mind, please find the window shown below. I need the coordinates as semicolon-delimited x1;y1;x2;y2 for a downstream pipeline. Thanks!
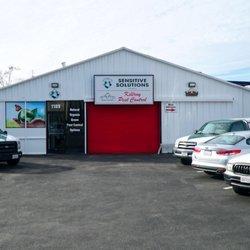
5;101;46;128
206;135;245;145
230;121;246;132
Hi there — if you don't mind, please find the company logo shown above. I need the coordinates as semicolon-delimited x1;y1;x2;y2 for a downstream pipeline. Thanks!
50;89;60;99
100;93;116;102
103;78;112;89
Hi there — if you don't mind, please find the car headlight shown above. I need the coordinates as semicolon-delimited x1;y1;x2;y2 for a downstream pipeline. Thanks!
17;141;21;150
227;163;233;172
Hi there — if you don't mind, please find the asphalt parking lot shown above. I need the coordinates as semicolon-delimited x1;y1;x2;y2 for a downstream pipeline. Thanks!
0;154;250;250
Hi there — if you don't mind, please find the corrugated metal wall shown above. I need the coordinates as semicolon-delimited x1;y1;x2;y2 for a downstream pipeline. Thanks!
0;48;250;154
161;101;239;152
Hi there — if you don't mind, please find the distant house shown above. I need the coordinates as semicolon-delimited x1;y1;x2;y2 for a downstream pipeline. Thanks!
229;81;250;87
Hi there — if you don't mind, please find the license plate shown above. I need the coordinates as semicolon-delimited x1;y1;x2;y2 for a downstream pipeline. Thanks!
182;152;188;156
12;154;18;159
240;176;250;184
204;150;212;156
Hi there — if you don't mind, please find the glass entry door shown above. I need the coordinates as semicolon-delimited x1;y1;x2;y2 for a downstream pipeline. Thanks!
47;101;66;153
47;101;84;154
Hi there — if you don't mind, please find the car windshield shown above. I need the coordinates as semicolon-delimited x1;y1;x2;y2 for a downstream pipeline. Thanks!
197;121;232;135
206;135;244;145
0;129;7;139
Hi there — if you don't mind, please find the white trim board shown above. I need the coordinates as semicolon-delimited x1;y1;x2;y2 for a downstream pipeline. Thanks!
161;97;234;102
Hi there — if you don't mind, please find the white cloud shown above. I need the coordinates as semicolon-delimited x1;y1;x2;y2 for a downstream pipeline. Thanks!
0;0;250;82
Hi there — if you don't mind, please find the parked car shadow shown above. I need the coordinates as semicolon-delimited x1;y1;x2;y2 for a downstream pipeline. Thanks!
0;153;176;174
210;174;224;180
0;161;74;175
61;153;177;164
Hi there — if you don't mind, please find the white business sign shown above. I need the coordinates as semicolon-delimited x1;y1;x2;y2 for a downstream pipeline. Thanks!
94;75;154;105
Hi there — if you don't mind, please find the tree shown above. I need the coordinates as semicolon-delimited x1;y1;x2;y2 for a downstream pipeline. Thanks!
0;70;8;88
0;66;20;88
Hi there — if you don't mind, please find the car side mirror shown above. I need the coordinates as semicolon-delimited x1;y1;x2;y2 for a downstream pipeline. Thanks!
194;130;198;134
3;131;7;135
247;138;250;145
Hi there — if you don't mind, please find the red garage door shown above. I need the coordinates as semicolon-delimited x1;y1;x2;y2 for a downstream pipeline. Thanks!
87;102;160;154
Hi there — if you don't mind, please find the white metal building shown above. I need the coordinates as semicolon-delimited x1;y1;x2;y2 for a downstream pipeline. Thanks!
0;47;250;155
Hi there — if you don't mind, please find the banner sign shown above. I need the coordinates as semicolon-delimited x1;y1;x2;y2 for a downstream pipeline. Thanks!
94;75;154;105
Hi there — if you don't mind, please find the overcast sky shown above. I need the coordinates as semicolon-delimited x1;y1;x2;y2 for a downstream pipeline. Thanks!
1;0;250;83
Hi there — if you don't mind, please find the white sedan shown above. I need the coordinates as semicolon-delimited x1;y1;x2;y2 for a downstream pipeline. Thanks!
192;131;250;175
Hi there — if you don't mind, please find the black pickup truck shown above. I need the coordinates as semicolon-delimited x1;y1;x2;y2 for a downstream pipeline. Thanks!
0;129;22;165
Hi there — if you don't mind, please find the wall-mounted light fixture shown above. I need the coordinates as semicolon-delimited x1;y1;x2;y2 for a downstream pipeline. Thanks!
186;82;198;96
188;82;196;88
51;82;60;89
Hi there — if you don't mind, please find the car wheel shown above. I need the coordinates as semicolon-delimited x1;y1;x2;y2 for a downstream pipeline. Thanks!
180;158;192;165
7;159;20;166
233;186;249;196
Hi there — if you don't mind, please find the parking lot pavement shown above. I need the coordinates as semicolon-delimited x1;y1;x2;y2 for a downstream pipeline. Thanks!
0;155;250;250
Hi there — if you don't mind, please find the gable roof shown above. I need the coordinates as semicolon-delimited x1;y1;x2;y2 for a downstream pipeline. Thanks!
0;47;249;92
